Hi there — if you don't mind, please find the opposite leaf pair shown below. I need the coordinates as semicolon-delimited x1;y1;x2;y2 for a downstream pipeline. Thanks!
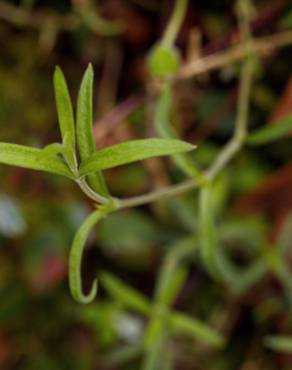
0;64;195;303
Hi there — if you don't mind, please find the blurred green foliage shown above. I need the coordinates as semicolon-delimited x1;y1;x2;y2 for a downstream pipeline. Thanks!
0;0;292;370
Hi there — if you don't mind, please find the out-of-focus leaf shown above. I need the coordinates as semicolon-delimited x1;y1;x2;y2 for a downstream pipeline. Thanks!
99;210;159;250
279;9;292;29
0;195;26;237
76;64;108;196
277;213;292;253
100;272;151;315
142;329;164;370
80;138;195;176
80;302;120;347
0;143;73;178
199;186;218;278
99;210;161;269
264;335;292;353
247;116;292;145
155;265;187;307
103;343;143;367
170;312;225;347
155;83;205;182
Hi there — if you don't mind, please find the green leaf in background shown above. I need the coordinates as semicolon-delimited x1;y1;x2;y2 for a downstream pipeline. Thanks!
170;312;225;348
147;44;181;78
264;335;292;353
69;205;113;304
80;138;195;176
76;64;109;196
100;272;151;315
247;116;292;145
0;143;73;178
80;303;121;347
99;210;161;270
53;67;77;170
155;265;187;307
142;316;165;369
279;9;292;29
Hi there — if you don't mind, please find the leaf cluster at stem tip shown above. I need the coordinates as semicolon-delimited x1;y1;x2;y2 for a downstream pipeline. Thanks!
0;64;196;303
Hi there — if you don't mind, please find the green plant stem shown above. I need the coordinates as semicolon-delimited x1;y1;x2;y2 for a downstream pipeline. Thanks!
69;204;114;303
76;178;110;204
118;178;197;208
161;0;188;47
206;7;255;180
76;0;254;212
154;81;208;185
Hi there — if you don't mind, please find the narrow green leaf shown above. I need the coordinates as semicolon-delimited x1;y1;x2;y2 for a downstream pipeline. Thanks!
80;138;195;176
54;67;77;170
247;116;292;145
155;265;187;307
170;312;225;348
0;143;73;178
264;335;292;353
77;64;108;196
100;271;151;315
142;324;164;370
69;205;112;304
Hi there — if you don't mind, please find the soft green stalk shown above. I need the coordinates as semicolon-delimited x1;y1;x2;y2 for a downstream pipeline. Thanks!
161;0;188;47
69;203;115;304
154;81;208;185
198;185;219;278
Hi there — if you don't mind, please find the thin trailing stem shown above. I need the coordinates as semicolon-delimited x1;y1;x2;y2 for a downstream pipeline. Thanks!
178;29;292;79
161;0;188;47
76;0;271;214
118;178;197;209
206;1;255;180
76;177;110;204
102;47;254;209
206;54;254;181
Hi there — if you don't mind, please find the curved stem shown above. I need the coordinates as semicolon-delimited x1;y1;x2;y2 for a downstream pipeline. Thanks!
69;203;115;303
76;177;109;204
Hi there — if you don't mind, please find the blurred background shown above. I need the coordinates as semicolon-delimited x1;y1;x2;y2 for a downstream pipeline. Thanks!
0;0;292;369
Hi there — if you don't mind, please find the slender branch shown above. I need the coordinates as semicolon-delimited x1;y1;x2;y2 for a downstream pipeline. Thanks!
76;178;109;204
207;55;254;180
206;1;255;180
161;0;188;47
118;178;197;209
75;7;286;210
78;46;253;209
0;1;123;35
178;29;292;79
